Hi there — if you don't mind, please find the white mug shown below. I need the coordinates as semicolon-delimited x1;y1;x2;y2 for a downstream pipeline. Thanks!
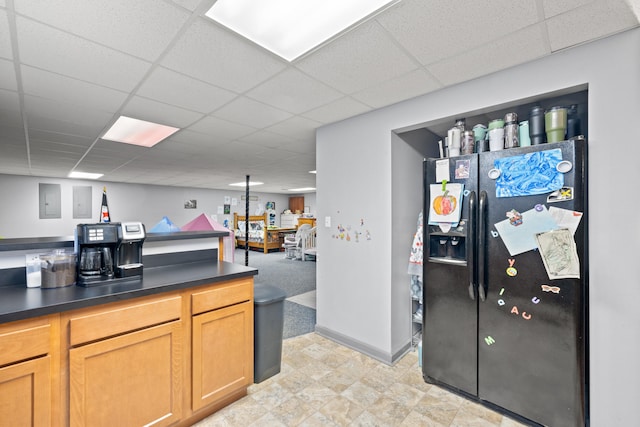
488;128;505;151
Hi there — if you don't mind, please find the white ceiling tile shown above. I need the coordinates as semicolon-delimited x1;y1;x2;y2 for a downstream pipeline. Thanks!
136;67;238;114
246;68;344;114
302;97;372;124
121;96;204;128
165;129;231;148
238;130;297;149
428;25;550;86
24;95;114;130
274;139;316;156
150;140;222;157
91;140;149;157
0;88;20;116
0;10;12;59
351;69;442;108
212;96;293;129
26;114;105;139
0;123;25;144
187;116;257;142
542;0;596;18
376;0;539;65
168;0;203;12
547;0;640;51
16;17;152;92
265;116;322;141
29;135;94;154
296;20;418;94
14;0;190;61
161;18;287;93
21;66;128;113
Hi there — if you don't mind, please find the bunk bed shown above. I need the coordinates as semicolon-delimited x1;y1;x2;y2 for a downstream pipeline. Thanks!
234;212;293;253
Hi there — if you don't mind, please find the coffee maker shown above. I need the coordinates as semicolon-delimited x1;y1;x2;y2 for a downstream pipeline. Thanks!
76;223;119;286
116;222;146;277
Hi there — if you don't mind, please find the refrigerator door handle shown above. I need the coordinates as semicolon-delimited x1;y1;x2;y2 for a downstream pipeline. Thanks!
468;190;477;301
478;190;487;302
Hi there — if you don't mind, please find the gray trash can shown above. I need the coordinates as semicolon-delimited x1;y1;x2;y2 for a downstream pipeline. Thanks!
253;283;287;383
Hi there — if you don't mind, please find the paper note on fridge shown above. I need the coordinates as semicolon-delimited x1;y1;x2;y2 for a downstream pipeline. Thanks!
535;228;580;279
428;183;463;226
494;148;564;198
494;206;559;256
548;207;583;235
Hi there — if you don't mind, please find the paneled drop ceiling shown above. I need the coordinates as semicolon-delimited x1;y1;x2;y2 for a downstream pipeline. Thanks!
1;0;638;193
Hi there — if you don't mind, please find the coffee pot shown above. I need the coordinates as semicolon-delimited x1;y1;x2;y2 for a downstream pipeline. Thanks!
76;223;119;286
79;247;113;276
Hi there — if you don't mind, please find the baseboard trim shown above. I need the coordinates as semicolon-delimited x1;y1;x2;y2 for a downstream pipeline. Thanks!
314;325;411;366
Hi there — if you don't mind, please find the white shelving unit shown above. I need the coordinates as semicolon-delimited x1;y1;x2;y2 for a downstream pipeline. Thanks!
410;274;423;348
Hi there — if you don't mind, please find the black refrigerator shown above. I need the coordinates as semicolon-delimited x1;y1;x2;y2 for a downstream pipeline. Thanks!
422;139;588;427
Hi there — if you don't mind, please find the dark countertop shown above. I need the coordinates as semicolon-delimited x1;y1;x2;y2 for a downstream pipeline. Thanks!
0;230;230;252
0;260;257;325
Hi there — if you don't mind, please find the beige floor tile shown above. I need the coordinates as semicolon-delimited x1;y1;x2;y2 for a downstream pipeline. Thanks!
270;395;316;426
367;395;413;425
297;411;340;426
399;410;448;427
341;381;382;407
296;383;338;410
318;395;365;425
196;333;528;427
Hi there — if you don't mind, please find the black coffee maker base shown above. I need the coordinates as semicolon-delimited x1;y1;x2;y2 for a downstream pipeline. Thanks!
76;275;140;287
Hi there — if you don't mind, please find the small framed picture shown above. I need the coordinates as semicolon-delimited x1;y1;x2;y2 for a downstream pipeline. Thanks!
184;199;197;209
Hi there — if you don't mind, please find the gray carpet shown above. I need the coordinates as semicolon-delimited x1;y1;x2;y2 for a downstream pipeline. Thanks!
234;248;316;339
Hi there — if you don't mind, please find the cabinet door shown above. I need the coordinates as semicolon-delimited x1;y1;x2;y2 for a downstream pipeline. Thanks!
289;196;304;213
0;356;51;427
69;321;183;427
192;301;253;411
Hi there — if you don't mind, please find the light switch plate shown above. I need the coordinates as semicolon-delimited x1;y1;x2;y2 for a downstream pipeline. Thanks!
324;216;331;227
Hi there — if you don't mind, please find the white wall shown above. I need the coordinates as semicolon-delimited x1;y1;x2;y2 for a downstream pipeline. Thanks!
316;28;640;425
0;174;316;238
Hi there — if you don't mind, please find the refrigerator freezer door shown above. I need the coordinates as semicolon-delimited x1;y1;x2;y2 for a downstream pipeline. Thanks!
422;155;479;396
476;140;587;427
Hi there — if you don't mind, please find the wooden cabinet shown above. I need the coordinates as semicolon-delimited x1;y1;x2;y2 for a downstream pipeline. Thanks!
1;276;254;426
67;295;183;427
69;321;183;427
289;196;304;213
191;279;253;411
0;355;51;427
0;316;55;427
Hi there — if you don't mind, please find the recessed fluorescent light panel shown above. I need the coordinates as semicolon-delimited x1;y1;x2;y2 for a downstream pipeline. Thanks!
288;187;316;192
102;116;180;148
68;171;103;180
205;0;398;61
229;181;264;187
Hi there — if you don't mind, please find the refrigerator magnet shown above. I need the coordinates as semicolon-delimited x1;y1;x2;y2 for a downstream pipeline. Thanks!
454;160;470;179
547;187;574;203
507;209;523;226
488;168;501;179
556;160;573;173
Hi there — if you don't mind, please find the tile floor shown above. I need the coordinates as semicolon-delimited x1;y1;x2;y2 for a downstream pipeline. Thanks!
193;332;527;427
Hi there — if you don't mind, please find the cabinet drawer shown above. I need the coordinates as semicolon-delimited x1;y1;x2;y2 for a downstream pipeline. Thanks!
69;295;182;346
0;317;51;366
192;279;253;315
